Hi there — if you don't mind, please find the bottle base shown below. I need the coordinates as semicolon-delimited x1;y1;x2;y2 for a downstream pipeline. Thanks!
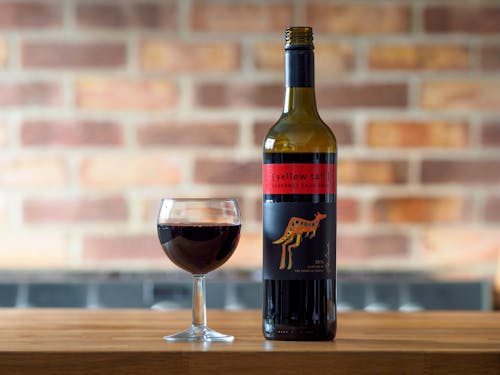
263;323;336;341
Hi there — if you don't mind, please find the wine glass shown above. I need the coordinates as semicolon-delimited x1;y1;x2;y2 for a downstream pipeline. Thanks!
157;198;241;342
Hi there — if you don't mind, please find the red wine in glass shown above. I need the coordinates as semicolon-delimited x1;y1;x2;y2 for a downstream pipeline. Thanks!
157;223;241;274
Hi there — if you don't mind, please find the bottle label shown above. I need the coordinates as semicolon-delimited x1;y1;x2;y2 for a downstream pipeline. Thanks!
263;164;336;195
263;201;336;280
263;153;336;280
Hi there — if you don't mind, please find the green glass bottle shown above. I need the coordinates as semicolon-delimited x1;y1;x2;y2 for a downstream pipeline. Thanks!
262;27;337;340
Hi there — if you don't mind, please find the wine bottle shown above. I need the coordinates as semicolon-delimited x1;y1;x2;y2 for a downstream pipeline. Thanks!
262;26;337;341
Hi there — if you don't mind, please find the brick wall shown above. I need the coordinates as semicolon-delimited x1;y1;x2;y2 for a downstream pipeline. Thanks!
0;0;499;277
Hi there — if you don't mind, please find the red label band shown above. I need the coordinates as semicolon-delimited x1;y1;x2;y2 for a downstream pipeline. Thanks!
263;163;336;195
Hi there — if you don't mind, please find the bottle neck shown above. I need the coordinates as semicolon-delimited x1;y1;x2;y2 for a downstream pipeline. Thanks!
283;87;318;115
283;49;318;115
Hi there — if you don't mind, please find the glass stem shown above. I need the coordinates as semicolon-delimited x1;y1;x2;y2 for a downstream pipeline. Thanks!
192;274;207;327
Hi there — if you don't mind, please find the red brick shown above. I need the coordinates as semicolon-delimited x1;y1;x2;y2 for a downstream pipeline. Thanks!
0;82;60;107
194;82;282;108
367;120;468;148
251;42;282;71
76;78;178;110
0;2;61;28
0;40;7;67
77;2;176;29
141;40;240;72
21;120;122;146
329;120;355;146
338;234;409;260
317;83;407;108
307;4;410;34
421;80;500;110
254;120;353;147
0;121;6;147
22;42;126;69
0;156;66;187
191;3;292;32
24;197;127;223
252;42;354;74
484;196;500;222
481;45;500;70
0;230;67;268
424;6;500;33
83;234;162;261
81;154;182;188
369;44;469;70
194;159;260;185
421;160;500;184
372;197;468;223
137;121;238;146
339;160;408;185
338;198;359;223
421;228;499;268
482;121;500;146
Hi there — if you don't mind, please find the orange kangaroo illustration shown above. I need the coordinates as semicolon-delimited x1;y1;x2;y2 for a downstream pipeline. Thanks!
273;212;327;270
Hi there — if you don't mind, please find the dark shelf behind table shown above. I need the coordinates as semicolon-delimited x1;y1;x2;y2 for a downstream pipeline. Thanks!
0;271;493;311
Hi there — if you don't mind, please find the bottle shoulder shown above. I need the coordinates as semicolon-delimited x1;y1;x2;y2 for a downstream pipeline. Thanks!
263;113;337;153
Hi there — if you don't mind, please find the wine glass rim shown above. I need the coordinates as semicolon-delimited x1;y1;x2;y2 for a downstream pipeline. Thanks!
159;197;239;203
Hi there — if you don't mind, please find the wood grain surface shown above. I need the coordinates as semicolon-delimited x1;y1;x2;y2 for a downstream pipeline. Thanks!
0;309;498;374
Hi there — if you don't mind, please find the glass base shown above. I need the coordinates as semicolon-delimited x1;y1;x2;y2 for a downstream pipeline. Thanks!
163;325;234;342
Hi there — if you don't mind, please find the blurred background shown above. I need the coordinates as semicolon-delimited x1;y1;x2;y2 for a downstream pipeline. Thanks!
0;0;499;310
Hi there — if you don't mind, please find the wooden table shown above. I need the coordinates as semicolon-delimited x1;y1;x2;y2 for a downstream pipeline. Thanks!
0;309;498;374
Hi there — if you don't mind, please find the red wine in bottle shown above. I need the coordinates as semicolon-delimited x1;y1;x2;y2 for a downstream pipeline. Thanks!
262;27;337;341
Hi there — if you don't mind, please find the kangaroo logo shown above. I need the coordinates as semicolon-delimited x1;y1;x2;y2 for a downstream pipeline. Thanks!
273;212;327;270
